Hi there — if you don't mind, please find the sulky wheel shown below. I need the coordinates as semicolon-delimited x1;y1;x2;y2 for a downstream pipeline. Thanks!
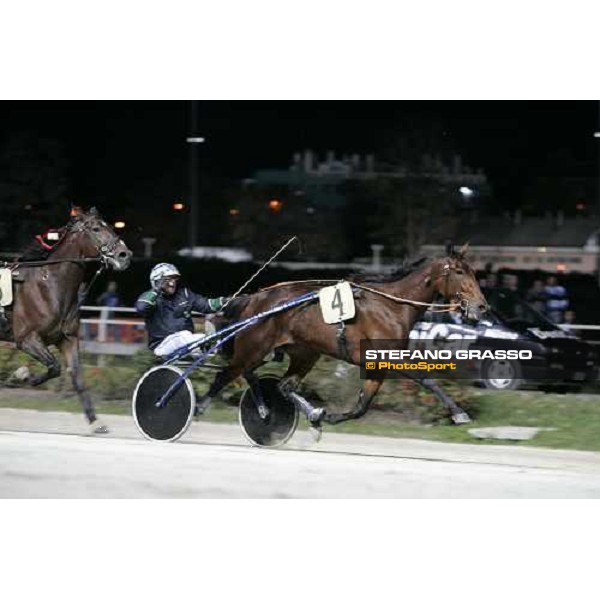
238;375;299;448
132;365;196;442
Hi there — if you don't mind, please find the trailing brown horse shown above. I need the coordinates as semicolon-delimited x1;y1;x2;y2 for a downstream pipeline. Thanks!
0;208;132;433
200;244;488;432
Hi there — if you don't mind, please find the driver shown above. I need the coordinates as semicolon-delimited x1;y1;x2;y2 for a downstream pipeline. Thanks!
135;263;229;358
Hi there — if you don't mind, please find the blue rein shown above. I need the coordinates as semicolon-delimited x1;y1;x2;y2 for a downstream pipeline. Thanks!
154;291;319;409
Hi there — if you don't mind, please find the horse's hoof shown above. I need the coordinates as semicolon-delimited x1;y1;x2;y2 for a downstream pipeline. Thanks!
308;407;325;424
90;421;110;434
308;425;322;443
13;366;30;382
451;412;471;425
194;399;210;418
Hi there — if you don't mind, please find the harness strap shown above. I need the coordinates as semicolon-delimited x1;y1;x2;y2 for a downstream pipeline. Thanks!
0;304;12;335
77;267;105;309
335;320;351;362
349;282;461;312
1;257;104;269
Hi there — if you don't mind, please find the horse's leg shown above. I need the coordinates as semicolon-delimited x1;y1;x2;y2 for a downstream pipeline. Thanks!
408;375;471;424
277;347;322;423
59;336;107;433
244;370;270;419
194;365;246;415
16;333;61;386
324;376;385;425
194;348;269;416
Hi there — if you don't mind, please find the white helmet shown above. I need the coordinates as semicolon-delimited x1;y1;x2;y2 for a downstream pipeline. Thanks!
150;263;181;291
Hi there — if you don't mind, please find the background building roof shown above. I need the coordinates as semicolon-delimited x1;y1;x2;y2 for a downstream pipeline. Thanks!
447;214;600;248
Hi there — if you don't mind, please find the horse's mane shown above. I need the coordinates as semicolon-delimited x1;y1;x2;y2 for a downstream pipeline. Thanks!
18;243;52;262
348;256;429;283
223;257;430;321
222;295;251;321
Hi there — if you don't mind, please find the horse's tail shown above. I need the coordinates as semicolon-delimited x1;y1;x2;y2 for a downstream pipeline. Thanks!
214;295;251;360
222;295;251;321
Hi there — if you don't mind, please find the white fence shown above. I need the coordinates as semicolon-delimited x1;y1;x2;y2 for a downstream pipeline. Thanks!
561;325;600;332
79;305;600;360
80;305;146;357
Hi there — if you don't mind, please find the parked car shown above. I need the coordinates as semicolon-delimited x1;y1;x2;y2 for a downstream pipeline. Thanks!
410;288;599;390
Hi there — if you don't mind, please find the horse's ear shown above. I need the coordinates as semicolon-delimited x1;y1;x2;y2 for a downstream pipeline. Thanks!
89;207;98;216
458;241;470;258
445;239;454;257
70;205;83;219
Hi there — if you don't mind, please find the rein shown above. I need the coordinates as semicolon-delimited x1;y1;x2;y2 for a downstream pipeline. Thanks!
2;257;105;269
349;282;461;312
76;265;106;309
259;278;462;312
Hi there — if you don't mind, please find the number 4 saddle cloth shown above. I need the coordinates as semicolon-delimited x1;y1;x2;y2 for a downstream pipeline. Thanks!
318;281;356;324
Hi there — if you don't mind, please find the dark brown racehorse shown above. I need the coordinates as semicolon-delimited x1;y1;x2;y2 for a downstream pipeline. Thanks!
0;208;132;433
200;244;488;430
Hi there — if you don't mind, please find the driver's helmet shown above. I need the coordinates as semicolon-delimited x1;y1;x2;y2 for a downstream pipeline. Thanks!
150;263;181;291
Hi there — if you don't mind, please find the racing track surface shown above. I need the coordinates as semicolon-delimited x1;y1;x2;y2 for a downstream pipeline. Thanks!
1;408;600;498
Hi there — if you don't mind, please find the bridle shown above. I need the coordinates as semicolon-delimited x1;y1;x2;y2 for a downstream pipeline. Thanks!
0;216;127;307
1;217;125;270
347;262;474;313
430;260;479;315
68;216;125;268
67;217;128;307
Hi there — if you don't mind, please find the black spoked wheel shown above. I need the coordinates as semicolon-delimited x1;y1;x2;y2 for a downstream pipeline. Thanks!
132;366;196;442
239;375;298;448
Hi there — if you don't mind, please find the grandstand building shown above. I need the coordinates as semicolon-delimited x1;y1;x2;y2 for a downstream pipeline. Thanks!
421;213;600;276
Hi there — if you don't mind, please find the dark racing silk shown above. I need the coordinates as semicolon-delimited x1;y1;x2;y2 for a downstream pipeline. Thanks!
135;287;225;349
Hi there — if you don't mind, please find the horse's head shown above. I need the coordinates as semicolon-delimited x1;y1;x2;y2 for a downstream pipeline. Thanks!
429;242;488;322
69;207;132;271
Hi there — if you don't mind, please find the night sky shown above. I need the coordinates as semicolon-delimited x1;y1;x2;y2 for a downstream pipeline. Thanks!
0;100;598;210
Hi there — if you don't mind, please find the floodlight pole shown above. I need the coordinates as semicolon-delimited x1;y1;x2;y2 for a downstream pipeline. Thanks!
596;101;600;287
187;101;205;253
597;101;600;216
